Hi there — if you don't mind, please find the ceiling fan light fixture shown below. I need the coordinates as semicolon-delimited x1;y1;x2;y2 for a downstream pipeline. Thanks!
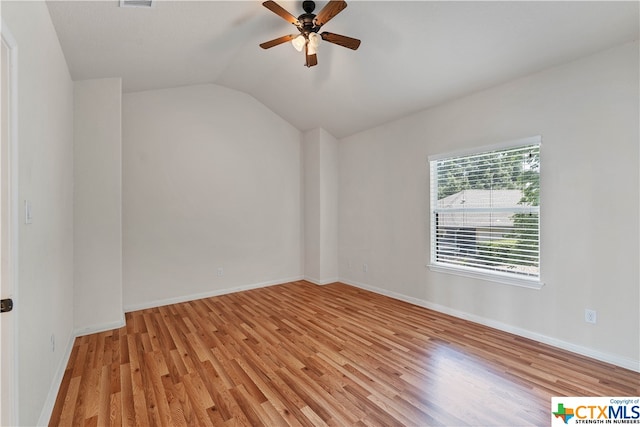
292;34;306;52
307;32;320;55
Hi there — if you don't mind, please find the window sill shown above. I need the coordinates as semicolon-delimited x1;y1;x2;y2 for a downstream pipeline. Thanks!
427;263;544;290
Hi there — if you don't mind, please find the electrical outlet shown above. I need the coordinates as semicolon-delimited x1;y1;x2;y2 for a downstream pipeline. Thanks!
217;267;224;277
363;263;368;273
585;309;597;324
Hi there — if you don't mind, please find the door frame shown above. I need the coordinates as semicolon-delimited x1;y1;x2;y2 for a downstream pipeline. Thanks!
1;19;19;427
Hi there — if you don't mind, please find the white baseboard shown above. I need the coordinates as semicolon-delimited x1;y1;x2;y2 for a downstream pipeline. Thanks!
341;278;640;373
304;276;339;285
74;316;126;338
123;275;305;313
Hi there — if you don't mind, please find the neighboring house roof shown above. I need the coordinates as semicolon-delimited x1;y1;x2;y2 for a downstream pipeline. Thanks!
436;189;526;229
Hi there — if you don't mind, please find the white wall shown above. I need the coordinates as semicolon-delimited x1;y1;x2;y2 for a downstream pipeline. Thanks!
303;130;322;282
339;41;639;368
2;2;75;425
303;128;339;284
74;78;124;334
122;84;302;310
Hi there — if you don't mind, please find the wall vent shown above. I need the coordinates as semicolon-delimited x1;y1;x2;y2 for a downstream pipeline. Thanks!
120;0;154;8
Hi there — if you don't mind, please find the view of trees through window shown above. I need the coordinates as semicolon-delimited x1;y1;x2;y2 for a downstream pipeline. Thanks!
432;143;540;278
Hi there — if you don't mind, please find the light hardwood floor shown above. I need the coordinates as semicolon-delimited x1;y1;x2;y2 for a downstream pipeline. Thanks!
50;281;639;426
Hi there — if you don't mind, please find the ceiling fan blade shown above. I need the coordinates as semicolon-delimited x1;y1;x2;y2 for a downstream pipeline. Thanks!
260;34;297;49
320;32;361;50
314;0;347;27
262;1;300;26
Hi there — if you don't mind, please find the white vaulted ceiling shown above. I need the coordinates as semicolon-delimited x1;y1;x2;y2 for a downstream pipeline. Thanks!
46;0;639;138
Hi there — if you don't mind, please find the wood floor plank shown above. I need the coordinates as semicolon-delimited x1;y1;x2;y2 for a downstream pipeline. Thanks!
96;365;111;427
160;375;187;426
119;363;135;426
50;281;640;426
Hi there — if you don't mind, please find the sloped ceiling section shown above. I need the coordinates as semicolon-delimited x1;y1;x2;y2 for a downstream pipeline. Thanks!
47;1;639;138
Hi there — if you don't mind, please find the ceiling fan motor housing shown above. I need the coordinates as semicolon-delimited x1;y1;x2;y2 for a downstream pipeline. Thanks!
299;0;317;34
302;1;315;13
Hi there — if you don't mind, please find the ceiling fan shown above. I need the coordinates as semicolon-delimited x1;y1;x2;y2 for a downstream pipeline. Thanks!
259;0;361;67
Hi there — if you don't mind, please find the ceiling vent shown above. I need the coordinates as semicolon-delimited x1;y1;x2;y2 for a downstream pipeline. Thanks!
120;0;154;8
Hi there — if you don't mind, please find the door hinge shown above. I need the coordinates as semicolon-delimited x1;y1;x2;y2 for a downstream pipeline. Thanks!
1;298;13;313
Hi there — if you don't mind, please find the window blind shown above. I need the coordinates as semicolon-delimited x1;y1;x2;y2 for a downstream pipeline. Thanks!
430;140;540;280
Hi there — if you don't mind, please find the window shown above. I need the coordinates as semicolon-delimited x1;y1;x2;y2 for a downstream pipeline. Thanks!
429;137;541;288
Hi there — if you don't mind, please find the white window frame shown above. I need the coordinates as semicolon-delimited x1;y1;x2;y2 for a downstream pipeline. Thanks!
428;136;543;289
